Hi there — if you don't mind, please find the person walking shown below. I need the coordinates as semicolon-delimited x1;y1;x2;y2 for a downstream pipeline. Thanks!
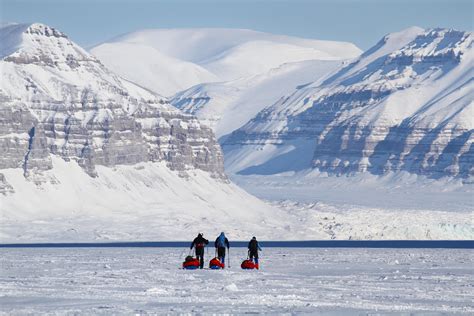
190;233;209;269
214;232;230;267
248;236;262;269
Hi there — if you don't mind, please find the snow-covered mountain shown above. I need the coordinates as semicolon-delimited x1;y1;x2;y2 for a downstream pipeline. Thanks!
0;23;298;241
91;28;362;96
89;41;219;98
223;27;474;179
0;23;224;180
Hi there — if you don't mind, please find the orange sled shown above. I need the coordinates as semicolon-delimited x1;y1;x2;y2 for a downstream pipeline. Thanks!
241;259;258;270
209;257;225;269
183;256;200;269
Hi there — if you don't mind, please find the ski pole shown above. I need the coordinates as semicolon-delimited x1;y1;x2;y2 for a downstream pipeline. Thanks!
228;248;231;268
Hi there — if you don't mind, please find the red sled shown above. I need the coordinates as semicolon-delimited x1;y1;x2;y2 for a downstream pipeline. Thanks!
241;259;258;270
209;257;225;269
182;256;200;269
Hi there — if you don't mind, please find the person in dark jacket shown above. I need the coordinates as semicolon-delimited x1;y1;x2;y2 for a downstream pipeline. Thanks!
248;236;262;269
190;233;209;269
214;232;230;267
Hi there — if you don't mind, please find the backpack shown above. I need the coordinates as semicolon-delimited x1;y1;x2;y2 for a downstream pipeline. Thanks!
216;235;226;248
185;256;194;262
249;240;258;252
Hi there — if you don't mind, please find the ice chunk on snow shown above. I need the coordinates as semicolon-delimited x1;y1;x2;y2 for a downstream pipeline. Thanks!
146;287;169;295
223;283;239;292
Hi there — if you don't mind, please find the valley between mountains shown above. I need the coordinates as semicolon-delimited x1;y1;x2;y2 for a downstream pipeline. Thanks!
0;23;472;242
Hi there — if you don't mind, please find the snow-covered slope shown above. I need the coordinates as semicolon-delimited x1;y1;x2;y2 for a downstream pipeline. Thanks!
0;157;294;242
90;42;218;97
0;23;295;241
103;28;361;62
198;40;340;81
172;60;342;138
91;28;362;96
223;27;474;179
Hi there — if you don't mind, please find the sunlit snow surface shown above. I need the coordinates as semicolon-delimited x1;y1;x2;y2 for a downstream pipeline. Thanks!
1;248;472;314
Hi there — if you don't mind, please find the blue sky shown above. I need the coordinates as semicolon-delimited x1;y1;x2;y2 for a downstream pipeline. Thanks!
1;0;472;49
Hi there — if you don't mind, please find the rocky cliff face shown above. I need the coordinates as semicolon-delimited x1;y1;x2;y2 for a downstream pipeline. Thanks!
223;27;473;179
0;23;225;194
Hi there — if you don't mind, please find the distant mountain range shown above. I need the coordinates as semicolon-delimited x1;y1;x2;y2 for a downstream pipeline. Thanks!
91;28;361;138
91;28;361;96
93;26;472;180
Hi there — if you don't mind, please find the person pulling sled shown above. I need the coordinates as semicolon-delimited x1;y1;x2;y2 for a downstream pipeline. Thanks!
241;237;261;270
215;232;230;268
190;233;209;269
247;236;262;269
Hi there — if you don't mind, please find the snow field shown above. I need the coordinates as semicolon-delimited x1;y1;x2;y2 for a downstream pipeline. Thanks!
0;248;473;314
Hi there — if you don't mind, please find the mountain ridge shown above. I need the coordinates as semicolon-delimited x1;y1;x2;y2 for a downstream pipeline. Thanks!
91;28;362;96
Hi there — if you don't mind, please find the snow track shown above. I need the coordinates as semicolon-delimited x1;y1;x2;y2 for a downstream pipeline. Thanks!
1;248;472;314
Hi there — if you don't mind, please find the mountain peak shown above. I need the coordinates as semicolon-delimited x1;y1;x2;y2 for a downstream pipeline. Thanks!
1;22;95;68
389;27;472;63
24;22;68;39
376;26;426;52
385;26;425;39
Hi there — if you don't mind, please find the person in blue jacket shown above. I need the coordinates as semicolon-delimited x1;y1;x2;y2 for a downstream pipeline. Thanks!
248;236;262;269
215;232;230;267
